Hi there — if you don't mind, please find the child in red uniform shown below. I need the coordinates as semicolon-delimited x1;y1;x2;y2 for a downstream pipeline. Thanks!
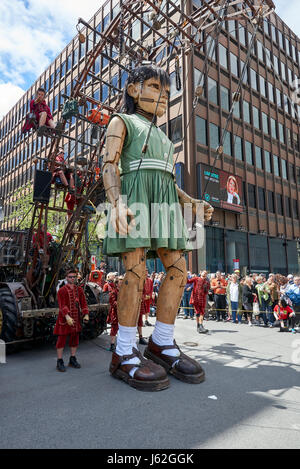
54;269;89;371
22;88;55;133
274;298;296;333
104;273;119;352
188;270;210;334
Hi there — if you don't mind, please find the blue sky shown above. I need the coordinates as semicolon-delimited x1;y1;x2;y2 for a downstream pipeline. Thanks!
0;0;298;120
0;0;103;120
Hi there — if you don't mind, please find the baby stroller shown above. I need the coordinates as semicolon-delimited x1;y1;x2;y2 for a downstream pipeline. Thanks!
206;290;216;320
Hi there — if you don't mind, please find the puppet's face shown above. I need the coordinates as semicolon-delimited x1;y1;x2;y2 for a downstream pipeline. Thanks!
127;77;169;117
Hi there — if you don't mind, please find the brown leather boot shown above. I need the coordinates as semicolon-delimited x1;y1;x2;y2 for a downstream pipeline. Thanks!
144;336;205;384
109;348;170;391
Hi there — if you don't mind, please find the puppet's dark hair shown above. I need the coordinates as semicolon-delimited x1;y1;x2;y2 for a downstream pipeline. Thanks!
121;65;170;114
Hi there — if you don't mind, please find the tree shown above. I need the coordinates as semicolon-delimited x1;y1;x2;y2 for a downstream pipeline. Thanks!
8;183;67;240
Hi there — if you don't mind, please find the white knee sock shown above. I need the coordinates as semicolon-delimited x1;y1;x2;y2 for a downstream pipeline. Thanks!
152;321;180;358
116;325;140;377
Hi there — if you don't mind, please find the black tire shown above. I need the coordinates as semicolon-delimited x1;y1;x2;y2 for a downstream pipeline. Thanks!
81;285;108;339
0;286;19;352
81;308;108;340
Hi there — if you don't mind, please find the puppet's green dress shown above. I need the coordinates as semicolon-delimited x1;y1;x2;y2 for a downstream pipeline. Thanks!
103;113;190;256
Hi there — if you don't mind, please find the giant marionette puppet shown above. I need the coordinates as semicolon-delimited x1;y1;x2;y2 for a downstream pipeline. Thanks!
102;65;213;391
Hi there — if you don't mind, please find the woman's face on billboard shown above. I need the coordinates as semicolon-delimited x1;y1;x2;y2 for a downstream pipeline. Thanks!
228;178;236;194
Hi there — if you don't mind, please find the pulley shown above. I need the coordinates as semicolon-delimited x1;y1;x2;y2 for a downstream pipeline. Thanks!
195;86;203;97
232;91;241;102
76;156;88;166
216;145;223;157
79;33;86;44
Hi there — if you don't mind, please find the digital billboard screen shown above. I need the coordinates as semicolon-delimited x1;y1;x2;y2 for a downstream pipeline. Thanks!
200;164;243;213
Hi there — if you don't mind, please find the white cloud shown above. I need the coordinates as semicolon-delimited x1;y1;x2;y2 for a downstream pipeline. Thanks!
0;0;103;119
0;83;25;120
275;0;300;38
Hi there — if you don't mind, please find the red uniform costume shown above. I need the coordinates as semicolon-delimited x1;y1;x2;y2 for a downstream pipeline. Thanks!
32;231;53;254
188;277;210;317
274;304;293;321
22;99;53;133
65;172;84;213
51;154;69;183
104;281;119;337
54;284;89;348
138;277;153;327
89;270;104;286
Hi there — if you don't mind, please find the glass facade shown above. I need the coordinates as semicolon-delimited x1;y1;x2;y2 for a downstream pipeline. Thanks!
205;228;298;275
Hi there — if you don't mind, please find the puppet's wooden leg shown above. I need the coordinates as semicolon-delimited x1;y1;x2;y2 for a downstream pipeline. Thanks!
117;247;147;327
156;248;187;325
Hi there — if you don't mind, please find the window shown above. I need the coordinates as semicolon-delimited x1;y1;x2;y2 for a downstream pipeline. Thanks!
250;68;258;91
269;238;287;274
233;100;241;118
268;190;275;212
220;86;229;111
170;70;182;98
281;159;288;179
239;26;246;46
208;77;218;105
209;123;219;150
219;44;228;69
240;59;248;84
103;14;109;30
281;61;286;81
265;150;272;173
273;55;279;75
278;30;284;50
268;83;275;103
249;234;268;272
234;136;243;161
285;197;291;217
243;101;250;123
252;106;260;129
230;53;239;76
223;132;232;156
257;41;264;61
278;123;285;143
262;112;269;134
276;88;282;108
196;116;207;145
73;48;78;66
248;184;256;208
169;115;182;144
258;187;266;211
270;118;277;139
289;163;295;183
245;141;253;165
276;194;283;215
255;146;263;169
228;20;237;39
273;155;280;176
260;76;266;97
292;199;299;218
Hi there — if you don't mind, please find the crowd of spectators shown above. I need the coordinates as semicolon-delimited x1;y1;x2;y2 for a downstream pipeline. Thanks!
182;270;300;334
96;266;300;345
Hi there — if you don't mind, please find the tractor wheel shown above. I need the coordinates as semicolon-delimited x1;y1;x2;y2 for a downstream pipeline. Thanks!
0;286;19;352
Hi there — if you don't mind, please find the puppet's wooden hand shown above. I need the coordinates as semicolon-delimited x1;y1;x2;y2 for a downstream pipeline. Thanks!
110;202;136;236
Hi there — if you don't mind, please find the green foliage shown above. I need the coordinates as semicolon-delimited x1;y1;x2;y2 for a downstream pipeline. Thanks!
8;183;67;241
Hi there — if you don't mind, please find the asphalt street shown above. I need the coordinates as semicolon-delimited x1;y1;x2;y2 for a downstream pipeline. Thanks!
1;315;300;449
